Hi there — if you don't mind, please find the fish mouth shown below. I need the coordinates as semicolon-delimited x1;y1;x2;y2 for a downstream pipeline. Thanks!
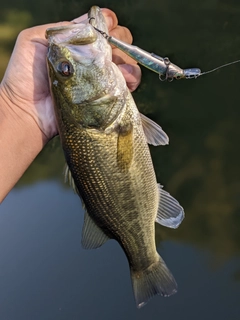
45;22;97;45
45;6;107;45
46;6;110;71
88;6;108;34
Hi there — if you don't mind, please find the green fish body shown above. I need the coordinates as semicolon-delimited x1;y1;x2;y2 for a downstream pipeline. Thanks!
46;6;184;308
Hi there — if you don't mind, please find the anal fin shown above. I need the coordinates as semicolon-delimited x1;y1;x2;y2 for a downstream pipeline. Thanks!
156;184;185;229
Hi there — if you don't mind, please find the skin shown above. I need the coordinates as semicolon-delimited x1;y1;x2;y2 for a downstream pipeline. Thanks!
0;9;141;203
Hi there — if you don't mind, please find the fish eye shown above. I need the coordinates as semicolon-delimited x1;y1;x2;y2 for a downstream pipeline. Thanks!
57;61;73;77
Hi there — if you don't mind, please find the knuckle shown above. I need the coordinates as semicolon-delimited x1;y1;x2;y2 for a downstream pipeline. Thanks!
110;26;133;44
17;28;30;40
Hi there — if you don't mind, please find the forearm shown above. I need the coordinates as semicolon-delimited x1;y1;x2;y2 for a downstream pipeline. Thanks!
0;88;45;203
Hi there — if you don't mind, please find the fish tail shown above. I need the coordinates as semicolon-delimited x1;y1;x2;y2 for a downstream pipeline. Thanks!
130;256;177;308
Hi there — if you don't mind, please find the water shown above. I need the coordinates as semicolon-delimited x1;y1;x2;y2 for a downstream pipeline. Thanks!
0;0;240;319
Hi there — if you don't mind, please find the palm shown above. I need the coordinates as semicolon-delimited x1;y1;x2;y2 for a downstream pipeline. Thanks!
3;34;57;139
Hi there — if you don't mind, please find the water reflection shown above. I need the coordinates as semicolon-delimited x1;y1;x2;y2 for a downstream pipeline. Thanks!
1;183;240;320
0;0;240;319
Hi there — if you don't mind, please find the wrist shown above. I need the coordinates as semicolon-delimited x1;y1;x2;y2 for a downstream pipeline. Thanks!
0;83;50;144
0;85;45;202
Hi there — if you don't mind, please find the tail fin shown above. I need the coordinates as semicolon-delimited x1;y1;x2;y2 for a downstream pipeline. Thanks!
131;256;177;308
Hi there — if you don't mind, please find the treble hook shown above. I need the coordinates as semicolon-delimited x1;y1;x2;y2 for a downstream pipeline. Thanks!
159;57;172;81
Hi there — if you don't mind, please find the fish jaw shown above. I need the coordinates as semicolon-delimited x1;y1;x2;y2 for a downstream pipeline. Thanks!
45;20;97;45
88;6;109;34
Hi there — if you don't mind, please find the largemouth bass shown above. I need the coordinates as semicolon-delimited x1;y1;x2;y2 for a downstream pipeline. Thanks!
46;6;184;308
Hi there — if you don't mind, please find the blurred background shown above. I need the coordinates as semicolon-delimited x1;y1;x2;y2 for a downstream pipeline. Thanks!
0;0;240;319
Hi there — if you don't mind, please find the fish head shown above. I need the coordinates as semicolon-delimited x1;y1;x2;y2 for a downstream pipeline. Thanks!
46;17;110;104
46;6;127;130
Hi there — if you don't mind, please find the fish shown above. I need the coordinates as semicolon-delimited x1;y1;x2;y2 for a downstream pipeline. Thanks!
46;5;184;308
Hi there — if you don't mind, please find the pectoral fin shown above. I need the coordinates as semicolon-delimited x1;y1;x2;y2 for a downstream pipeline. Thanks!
156;184;184;228
82;212;109;249
140;113;169;146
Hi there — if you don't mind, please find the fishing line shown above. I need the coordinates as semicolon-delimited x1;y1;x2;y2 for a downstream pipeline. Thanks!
199;59;240;77
185;59;240;79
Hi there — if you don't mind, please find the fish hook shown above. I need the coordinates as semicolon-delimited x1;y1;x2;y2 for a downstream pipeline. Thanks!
159;57;171;81
88;17;95;23
92;26;109;40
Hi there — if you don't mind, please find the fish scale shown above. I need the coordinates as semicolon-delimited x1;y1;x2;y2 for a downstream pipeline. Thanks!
63;94;159;268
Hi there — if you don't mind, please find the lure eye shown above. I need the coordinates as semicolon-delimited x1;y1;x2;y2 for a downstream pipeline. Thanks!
57;61;73;77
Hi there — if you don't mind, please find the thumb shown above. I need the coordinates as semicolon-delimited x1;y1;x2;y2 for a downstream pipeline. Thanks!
118;64;142;92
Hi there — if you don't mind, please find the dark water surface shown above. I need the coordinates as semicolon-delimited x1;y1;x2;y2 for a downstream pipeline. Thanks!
1;0;240;319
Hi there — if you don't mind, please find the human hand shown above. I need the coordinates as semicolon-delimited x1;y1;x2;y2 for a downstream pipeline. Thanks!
0;9;141;143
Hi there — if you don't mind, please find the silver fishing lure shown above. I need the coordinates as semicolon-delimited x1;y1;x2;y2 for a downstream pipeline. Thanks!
93;25;240;81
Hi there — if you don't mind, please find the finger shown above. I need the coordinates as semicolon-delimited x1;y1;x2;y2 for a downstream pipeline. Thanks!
71;13;88;23
118;64;142;92
73;9;118;31
23;10;118;46
112;49;137;66
109;26;133;45
19;21;72;46
21;9;129;47
21;10;91;43
101;8;118;31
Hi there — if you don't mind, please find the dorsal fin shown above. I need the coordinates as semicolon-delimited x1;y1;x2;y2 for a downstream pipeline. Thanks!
140;113;169;146
156;184;184;228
